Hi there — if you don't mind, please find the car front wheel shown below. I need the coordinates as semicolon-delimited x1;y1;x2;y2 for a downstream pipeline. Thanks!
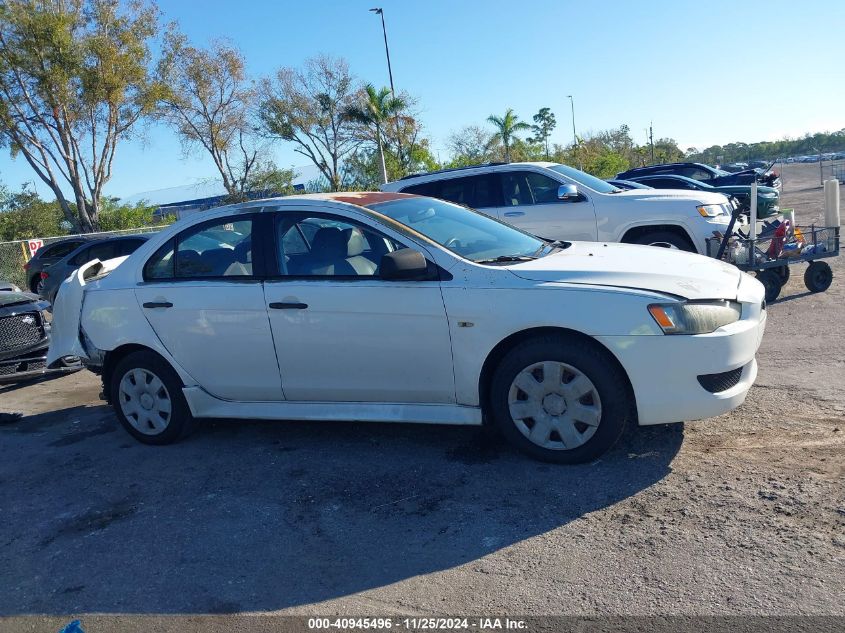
489;336;631;464
110;350;194;444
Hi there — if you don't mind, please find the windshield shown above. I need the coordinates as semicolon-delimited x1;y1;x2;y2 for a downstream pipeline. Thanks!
367;197;546;263
547;163;620;193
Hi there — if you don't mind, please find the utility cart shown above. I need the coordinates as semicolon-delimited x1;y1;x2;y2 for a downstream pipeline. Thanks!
706;211;840;302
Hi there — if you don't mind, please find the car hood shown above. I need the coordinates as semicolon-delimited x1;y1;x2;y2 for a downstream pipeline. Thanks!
609;188;728;205
507;241;742;300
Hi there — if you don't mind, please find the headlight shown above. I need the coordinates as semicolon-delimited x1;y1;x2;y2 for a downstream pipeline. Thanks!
648;300;742;334
697;204;729;217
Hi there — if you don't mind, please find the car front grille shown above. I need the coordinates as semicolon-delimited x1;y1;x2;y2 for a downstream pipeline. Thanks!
0;356;47;376
0;312;44;352
697;366;745;394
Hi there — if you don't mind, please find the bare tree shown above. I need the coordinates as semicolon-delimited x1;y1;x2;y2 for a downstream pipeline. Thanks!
0;0;163;231
259;55;359;191
448;125;495;164
158;34;266;199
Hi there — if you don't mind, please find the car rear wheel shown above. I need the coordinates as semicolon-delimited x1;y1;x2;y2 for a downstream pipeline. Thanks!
489;336;631;464
110;350;194;445
632;231;694;252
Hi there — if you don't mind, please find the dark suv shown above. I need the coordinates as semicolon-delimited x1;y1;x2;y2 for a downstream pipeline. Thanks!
23;236;95;293
617;162;780;188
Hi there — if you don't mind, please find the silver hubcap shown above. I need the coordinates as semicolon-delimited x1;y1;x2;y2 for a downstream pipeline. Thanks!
118;368;172;435
508;361;602;450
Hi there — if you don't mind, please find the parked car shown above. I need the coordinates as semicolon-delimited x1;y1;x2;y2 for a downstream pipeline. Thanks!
48;193;767;463
605;179;652;190
617;162;781;189
39;234;153;304
0;285;79;383
23;236;95;293
719;163;749;173
625;174;780;218
383;162;736;253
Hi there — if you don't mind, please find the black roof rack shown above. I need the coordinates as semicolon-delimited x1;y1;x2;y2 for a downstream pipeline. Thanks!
399;162;508;181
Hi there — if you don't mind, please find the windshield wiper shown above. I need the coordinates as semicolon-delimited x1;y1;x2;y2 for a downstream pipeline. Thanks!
475;254;537;264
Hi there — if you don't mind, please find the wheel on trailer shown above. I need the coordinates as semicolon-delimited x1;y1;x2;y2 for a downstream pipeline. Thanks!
756;270;782;303
773;265;790;287
804;261;833;293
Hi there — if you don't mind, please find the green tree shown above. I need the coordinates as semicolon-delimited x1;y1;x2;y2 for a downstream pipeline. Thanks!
259;55;359;192
486;109;531;163
343;84;406;185
158;34;268;200
0;184;65;240
96;197;171;231
528;107;557;159
0;0;164;232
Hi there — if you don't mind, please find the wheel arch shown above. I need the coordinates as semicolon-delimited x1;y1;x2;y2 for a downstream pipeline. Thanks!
477;326;638;423
620;224;697;252
102;344;182;403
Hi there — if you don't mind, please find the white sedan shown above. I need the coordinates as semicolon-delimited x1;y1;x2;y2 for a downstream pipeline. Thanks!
48;193;767;463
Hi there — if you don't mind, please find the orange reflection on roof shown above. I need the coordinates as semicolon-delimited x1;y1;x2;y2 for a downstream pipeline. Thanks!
323;191;415;206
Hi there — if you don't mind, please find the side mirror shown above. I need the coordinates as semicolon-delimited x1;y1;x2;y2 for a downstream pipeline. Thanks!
557;184;579;201
380;248;436;281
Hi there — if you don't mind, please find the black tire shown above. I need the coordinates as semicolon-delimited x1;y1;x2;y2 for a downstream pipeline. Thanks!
488;335;631;464
774;265;790;286
632;231;695;252
110;350;195;445
804;261;833;293
756;270;782;303
29;275;40;294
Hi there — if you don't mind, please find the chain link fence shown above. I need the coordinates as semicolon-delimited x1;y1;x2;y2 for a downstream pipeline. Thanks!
0;226;166;292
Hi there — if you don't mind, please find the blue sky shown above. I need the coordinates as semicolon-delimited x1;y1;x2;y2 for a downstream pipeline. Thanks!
2;0;843;200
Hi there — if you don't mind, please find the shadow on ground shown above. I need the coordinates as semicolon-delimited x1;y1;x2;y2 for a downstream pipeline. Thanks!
0;406;682;614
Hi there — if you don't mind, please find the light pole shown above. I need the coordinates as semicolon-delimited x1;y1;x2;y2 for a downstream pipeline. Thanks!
567;95;579;168
370;8;395;97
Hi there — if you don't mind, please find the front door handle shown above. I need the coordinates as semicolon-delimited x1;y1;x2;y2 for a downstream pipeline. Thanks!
504;211;525;217
269;302;308;310
143;301;173;309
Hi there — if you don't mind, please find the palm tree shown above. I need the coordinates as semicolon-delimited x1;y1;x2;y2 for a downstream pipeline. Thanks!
344;84;406;184
487;109;531;163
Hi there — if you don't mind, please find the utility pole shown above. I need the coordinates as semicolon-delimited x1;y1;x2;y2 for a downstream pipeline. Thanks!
370;8;395;96
649;122;655;164
567;95;579;168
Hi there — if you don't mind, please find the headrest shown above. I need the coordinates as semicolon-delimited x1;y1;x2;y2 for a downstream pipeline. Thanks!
311;227;347;257
343;228;367;257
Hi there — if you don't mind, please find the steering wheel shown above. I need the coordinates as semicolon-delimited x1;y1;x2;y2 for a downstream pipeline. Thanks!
444;237;462;249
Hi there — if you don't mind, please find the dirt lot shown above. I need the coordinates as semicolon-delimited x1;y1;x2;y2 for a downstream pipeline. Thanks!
1;163;843;630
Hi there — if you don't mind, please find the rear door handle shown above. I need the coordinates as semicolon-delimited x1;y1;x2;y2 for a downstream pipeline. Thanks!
143;301;173;309
269;302;308;310
504;211;525;217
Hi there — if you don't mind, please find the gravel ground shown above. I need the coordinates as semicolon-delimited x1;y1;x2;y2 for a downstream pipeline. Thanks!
0;163;842;630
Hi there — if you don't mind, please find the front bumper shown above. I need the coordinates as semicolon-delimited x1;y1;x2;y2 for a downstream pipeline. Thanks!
596;295;767;426
0;350;81;384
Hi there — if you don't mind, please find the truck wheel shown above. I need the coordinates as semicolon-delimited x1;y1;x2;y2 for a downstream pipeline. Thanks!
488;335;631;464
632;231;695;252
804;261;833;293
756;270;782;302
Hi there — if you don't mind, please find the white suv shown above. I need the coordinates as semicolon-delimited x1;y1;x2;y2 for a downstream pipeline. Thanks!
382;162;736;253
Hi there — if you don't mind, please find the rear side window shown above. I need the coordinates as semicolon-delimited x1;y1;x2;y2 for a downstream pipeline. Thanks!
143;218;254;280
39;240;83;259
117;238;146;256
403;175;501;209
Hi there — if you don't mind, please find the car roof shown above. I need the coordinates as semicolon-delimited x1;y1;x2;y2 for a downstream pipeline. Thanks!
623;162;714;172
382;161;560;189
